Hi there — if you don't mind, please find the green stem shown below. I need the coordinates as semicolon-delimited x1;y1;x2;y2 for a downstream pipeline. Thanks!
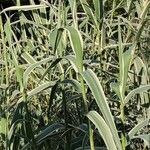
120;104;126;150
79;75;95;150
89;123;95;150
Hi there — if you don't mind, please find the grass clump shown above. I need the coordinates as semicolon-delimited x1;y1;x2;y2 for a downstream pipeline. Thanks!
0;0;150;150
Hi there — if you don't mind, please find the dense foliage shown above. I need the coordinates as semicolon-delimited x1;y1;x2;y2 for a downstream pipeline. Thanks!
0;0;150;150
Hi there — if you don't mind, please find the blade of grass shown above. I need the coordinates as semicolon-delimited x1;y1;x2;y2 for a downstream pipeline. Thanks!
87;111;118;150
82;69;122;150
65;26;83;73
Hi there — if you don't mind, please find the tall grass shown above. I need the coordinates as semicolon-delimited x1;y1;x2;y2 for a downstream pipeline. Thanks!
0;0;150;149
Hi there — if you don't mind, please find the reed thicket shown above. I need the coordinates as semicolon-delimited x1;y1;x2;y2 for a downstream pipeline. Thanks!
0;0;150;149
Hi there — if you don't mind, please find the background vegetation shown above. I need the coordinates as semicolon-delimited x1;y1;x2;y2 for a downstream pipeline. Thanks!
0;0;150;150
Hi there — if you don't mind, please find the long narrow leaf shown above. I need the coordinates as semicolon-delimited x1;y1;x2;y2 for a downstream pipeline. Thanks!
0;5;48;14
23;56;54;87
87;111;117;150
124;84;150;104
65;27;83;72
82;69;122;150
128;118;149;139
